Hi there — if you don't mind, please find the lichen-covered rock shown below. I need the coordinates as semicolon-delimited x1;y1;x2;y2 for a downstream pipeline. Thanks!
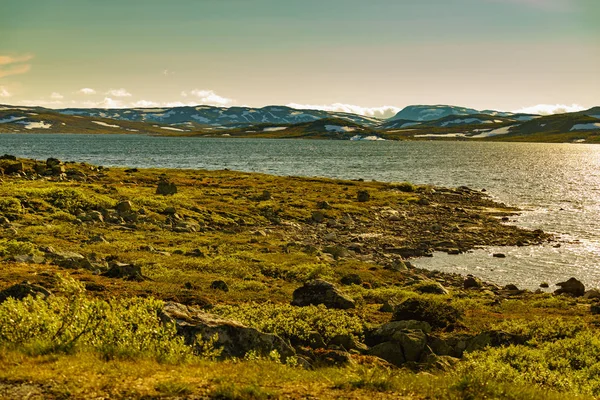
291;280;355;309
366;320;432;346
102;261;145;281
0;281;51;303
158;302;295;360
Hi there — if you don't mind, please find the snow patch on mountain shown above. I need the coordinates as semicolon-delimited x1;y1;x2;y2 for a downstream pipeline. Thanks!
92;121;121;128
571;123;600;131
17;121;52;129
262;127;287;132
0;116;26;123
325;125;356;133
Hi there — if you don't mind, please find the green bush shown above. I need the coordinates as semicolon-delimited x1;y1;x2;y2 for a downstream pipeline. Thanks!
212;302;364;343
392;295;462;328
0;239;36;256
393;182;416;192
0;276;192;363
0;197;21;214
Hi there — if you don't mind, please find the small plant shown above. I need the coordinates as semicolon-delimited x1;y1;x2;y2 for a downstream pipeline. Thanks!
155;380;193;396
393;182;416;192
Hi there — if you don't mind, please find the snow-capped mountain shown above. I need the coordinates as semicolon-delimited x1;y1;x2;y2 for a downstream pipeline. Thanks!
54;105;383;127
388;105;520;122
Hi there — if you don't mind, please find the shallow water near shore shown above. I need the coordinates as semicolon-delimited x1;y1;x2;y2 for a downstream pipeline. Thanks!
2;133;600;290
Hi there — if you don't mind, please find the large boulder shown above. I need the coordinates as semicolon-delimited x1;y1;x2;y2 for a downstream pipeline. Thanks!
291;280;355;309
159;302;295;360
555;277;585;297
365;320;432;346
0;281;51;303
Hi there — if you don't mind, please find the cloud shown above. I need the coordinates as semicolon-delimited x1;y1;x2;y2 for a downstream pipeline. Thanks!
0;86;11;98
512;103;586;115
287;103;401;119
0;54;33;78
106;88;132;97
181;89;233;106
50;92;64;100
77;88;97;95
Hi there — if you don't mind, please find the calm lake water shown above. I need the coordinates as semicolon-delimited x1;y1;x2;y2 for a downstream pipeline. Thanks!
2;133;600;290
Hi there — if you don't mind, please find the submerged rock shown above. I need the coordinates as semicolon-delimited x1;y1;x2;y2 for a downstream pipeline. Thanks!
291;279;355;309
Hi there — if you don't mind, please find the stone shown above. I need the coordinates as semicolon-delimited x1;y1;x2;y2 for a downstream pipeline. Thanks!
415;281;449;295
379;297;401;313
366;320;432;346
3;161;24;174
305;331;327;349
555;277;585;297
340;274;362;286
9;254;45;264
46;158;61;168
210;280;229;292
88;235;109;244
464;275;483;289
257;190;272;201
316;200;332;209
356;190;370;202
424;354;460;370
329;334;367;352
584;289;600;300
396;330;428;362
291;279;355;309
158;301;295;360
156;179;177;195
540;282;549;288
322;245;350;260
504;284;519;291
0;154;16;161
0;281;51;303
115;200;133;214
367;342;405;366
493;253;506;258
311;211;325;223
102;261;145;281
591;302;600;315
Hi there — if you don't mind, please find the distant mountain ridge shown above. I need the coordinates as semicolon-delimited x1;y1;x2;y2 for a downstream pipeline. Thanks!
389;104;521;122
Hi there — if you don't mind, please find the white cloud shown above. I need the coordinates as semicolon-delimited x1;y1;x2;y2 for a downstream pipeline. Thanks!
181;89;233;106
0;87;11;98
287;102;401;119
77;88;97;95
106;88;132;97
50;92;64;100
512;103;586;115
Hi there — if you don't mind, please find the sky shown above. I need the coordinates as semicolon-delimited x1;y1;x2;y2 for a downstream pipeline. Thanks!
0;0;598;118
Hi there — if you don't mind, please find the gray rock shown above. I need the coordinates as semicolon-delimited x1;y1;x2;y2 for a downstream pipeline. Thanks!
115;200;133;214
464;275;482;289
367;320;432;346
367;342;405;366
311;211;325;223
584;289;600;299
158;302;295;360
291;279;355;309
9;254;45;264
329;334;367;352
210;280;229;292
101;261;145;281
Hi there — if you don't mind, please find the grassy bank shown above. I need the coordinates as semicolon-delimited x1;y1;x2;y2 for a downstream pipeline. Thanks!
0;156;598;399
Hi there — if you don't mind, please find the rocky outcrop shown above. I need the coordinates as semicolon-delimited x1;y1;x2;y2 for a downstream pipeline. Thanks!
291;280;355;309
159;302;295;360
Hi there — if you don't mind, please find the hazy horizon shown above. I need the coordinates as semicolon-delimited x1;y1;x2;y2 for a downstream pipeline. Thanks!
1;0;598;118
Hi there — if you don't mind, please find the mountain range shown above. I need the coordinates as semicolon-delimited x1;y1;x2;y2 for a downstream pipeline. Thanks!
1;103;599;143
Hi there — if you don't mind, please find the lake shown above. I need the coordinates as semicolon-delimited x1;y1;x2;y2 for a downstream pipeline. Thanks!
2;133;600;290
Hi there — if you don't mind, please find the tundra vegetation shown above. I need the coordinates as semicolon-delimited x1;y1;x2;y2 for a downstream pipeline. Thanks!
0;156;598;399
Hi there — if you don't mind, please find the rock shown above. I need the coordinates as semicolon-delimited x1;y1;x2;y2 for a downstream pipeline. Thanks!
366;320;432;346
463;275;483;289
8;254;45;264
0;154;16;161
340;274;362;286
322;245;350;260
584;289;600;300
415;281;449;295
493;253;506;258
591;302;600;315
309;349;353;367
88;211;104;223
392;297;461;329
291;280;355;309
88;235;109;244
3;161;24;174
367;342;405;366
386;259;408;272
311;211;325;223
504;284;519;291
115;200;133;214
379;297;401;313
0;281;51;303
447;248;461;255
305;331;327;349
158;302;295;360
356;190;370;202
156;179;177;195
46;158;62;168
396;330;428;362
329;334;367;352
257;190;272;201
424;354;460;370
210;280;229;292
540;282;549;288
555;277;585;297
316;201;332;209
101;261;145;281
